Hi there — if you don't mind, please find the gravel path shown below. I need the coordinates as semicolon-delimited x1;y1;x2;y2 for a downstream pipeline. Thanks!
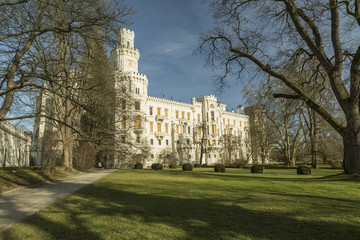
0;169;117;233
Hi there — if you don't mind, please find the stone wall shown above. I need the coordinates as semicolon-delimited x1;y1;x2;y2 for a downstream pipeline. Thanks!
0;121;32;167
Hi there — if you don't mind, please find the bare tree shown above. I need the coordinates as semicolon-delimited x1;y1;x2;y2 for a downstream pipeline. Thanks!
198;0;360;174
0;1;134;123
244;81;305;166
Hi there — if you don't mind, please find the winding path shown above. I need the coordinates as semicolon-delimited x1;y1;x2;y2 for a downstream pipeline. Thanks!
0;169;117;233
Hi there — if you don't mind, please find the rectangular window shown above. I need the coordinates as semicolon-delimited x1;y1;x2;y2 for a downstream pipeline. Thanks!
165;109;168;117
122;100;126;110
211;125;216;134
121;136;126;143
158;139;161;145
182;125;185;133
240;121;242;127
245;132;248;139
176;111;179;119
121;117;126;129
212;140;216;145
157;107;161;115
234;120;236;126
187;112;190;120
228;119;230;125
135;101;140;111
150;139;153;145
157;123;161;132
181;112;185;119
166;139;169;145
223;119;225;124
136;136;140;143
198;127;201;135
150;122;153;133
176;125;179;134
188;127;191;134
165;124;168;133
198;114;200;122
149;107;153;115
134;116;141;129
211;111;215;121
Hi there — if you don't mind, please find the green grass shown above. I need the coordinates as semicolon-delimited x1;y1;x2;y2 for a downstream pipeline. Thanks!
0;167;73;193
1;168;360;240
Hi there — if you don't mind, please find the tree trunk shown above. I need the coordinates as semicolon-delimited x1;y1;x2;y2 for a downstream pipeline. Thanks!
343;127;360;175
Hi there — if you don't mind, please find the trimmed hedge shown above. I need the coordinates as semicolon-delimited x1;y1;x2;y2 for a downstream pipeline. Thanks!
251;164;264;173
297;165;311;175
201;164;208;167
169;163;177;169
182;163;193;171
214;164;225;172
194;163;201;168
151;163;163;170
134;163;143;169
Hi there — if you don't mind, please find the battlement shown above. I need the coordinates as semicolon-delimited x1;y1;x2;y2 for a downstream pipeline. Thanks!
117;28;135;49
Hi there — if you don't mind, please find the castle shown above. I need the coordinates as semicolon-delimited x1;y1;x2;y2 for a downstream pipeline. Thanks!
111;29;251;167
32;28;256;167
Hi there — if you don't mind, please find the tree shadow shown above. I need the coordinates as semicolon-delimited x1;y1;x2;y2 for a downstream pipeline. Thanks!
2;180;359;240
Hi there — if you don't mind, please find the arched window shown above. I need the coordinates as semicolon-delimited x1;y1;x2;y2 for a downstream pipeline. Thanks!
134;116;141;129
127;41;130;48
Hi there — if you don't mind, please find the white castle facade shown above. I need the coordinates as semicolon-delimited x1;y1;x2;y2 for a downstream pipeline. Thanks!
112;29;252;167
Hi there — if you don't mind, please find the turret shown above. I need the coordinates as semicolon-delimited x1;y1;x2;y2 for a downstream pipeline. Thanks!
111;28;140;73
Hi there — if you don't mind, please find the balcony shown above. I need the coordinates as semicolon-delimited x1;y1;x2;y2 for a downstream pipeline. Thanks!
211;134;218;138
227;124;234;129
155;132;165;139
155;115;165;122
179;118;189;125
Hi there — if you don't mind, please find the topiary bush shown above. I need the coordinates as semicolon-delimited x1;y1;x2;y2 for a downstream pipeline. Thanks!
182;163;193;171
151;163;163;170
194;163;201;168
297;165;311;175
214;164;225;172
134;163;143;169
251;164;264;173
169;163;177;169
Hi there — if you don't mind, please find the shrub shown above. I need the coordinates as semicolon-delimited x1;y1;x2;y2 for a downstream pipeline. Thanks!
151;163;163;170
134;163;143;169
201;164;208;167
182;163;193;171
194;163;201;168
251;164;264;173
214;164;225;172
169;163;177;169
297;165;311;175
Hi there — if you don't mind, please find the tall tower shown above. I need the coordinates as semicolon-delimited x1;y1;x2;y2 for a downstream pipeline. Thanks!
111;28;149;167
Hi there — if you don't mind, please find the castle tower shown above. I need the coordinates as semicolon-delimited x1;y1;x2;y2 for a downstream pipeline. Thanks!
111;28;149;167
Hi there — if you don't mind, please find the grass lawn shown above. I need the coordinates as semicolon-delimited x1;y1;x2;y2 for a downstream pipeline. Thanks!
1;168;359;240
0;167;72;193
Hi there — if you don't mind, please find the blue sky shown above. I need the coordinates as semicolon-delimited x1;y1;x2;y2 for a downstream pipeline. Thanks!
126;0;246;111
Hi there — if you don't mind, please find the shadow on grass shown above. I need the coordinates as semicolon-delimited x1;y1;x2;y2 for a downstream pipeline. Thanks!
2;179;360;240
